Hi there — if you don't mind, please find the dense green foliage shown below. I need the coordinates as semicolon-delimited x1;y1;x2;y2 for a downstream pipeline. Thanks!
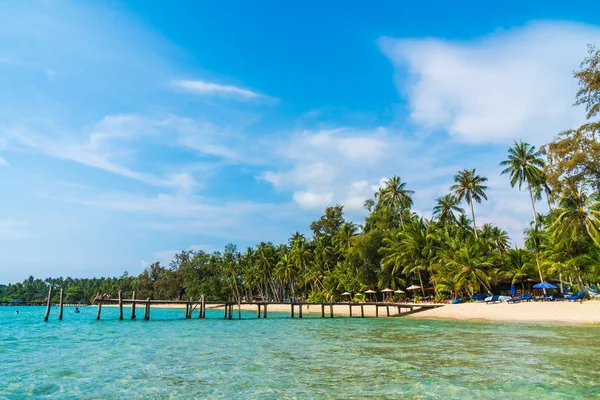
2;46;600;304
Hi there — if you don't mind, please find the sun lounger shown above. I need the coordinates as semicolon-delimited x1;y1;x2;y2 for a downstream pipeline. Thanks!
567;292;586;301
507;296;520;303
485;295;500;304
585;286;600;299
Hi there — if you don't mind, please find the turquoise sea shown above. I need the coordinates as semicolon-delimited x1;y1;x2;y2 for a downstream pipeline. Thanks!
1;306;599;399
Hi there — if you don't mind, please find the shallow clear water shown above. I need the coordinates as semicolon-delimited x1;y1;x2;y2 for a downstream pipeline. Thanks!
1;306;599;399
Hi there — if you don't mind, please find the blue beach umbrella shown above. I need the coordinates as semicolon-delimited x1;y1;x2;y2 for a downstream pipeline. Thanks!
533;282;557;289
510;284;517;296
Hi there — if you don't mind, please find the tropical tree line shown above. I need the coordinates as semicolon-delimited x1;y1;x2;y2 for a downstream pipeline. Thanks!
2;46;600;304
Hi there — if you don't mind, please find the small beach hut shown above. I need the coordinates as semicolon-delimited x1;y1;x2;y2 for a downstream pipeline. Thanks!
364;289;377;302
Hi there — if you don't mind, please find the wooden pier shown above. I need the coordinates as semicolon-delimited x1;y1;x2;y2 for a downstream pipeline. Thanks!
40;290;444;321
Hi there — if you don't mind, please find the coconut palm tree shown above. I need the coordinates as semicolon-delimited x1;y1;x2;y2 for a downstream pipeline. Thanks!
551;183;600;247
500;140;545;224
443;239;493;295
433;194;464;225
501;248;536;291
449;169;489;238
380;176;414;228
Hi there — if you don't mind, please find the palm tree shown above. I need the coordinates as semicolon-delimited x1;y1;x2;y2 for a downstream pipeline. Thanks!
551;183;600;247
502;248;535;291
380;176;414;228
500;140;545;224
449;169;489;238
433;194;464;225
443;239;493;295
332;222;358;256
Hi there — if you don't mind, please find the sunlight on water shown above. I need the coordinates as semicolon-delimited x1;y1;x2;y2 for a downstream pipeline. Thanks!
1;306;599;399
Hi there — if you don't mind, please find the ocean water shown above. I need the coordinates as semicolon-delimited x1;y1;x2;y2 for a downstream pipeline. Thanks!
1;306;598;399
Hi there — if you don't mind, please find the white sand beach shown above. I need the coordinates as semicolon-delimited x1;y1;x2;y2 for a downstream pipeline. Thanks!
407;301;600;324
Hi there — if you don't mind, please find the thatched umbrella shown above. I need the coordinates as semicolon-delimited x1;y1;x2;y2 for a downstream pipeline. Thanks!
341;292;352;302
381;288;393;302
364;289;377;302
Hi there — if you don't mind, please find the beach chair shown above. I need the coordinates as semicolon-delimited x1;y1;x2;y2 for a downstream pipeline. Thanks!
485;295;500;304
507;296;520;303
585;286;600;299
520;293;533;302
568;292;586;302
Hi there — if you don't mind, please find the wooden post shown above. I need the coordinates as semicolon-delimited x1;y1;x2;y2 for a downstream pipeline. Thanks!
257;304;261;319
189;298;193;318
263;304;268;319
349;304;352;317
58;288;64;321
144;298;150;320
131;291;136;319
361;304;364;318
291;303;294;318
375;304;379;318
97;301;102;320
201;295;205;318
330;303;333;318
386;305;390;317
118;291;123;320
321;303;325;318
224;304;228;319
229;304;233;320
238;303;241;320
299;304;303;318
44;286;53;322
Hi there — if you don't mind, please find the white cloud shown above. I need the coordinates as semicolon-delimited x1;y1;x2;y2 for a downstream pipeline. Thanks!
172;80;262;99
380;21;600;143
0;155;8;166
293;191;334;209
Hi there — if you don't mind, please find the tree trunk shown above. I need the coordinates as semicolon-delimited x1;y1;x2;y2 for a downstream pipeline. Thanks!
417;269;425;296
527;182;539;225
534;252;547;295
469;201;478;238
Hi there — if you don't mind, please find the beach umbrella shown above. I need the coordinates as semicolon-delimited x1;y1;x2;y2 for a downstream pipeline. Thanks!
394;290;405;294
533;282;557;290
364;289;376;302
381;288;393;302
406;285;421;291
510;284;517;296
341;292;352;296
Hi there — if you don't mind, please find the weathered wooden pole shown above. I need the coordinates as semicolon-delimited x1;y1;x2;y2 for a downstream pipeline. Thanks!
201;295;205;318
223;304;228;319
321;303;325;318
330;303;333;318
361;304;364;318
131;291;136;319
229;304;233;320
386;305;390;317
44;286;53;322
263;304;268;319
291;303;294;318
349;303;352;317
58;288;64;321
375;304;379;318
144;298;150;320
189;297;193;318
96;301;102;320
118;291;123;320
238;302;241;320
257;304;261;319
299;304;303;318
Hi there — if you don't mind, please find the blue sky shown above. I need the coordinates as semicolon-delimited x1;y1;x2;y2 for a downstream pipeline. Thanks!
1;0;600;283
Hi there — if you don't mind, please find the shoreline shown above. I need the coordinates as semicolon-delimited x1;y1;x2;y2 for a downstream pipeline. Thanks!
100;300;600;324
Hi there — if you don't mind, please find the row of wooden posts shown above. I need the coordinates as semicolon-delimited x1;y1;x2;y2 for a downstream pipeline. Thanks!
44;286;440;321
